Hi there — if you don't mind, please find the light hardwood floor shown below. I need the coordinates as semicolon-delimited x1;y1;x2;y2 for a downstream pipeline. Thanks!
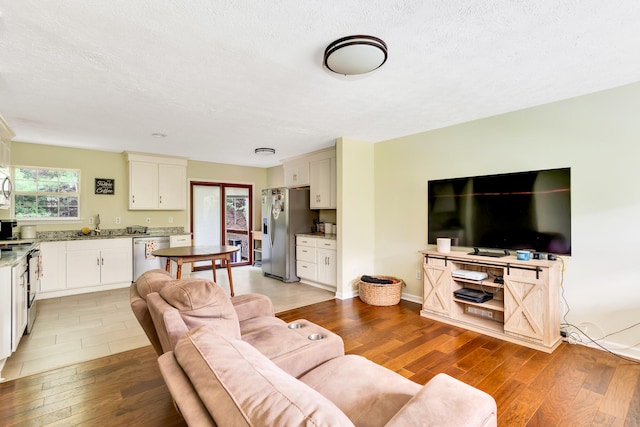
1;298;638;426
1;266;334;382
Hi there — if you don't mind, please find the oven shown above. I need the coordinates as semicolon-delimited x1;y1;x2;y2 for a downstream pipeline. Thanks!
26;248;41;333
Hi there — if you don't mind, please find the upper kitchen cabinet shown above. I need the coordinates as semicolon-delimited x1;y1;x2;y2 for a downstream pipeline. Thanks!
282;146;336;209
0;114;15;168
310;157;336;209
283;160;310;188
126;152;188;210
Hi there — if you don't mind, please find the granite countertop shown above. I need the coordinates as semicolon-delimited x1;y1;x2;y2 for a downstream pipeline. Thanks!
0;244;35;267
36;227;190;242
0;227;190;268
296;232;337;241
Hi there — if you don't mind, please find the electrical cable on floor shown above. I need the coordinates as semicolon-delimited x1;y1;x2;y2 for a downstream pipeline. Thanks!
560;322;640;364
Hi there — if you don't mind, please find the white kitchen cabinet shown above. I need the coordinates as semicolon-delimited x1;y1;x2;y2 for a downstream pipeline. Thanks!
0;114;14;169
66;239;132;289
317;247;337;286
127;152;187;210
295;236;336;288
0;266;12;360
309;156;336;209
296;237;317;281
0;139;10;169
129;161;158;209
284;160;310;188
11;258;27;352
40;242;67;293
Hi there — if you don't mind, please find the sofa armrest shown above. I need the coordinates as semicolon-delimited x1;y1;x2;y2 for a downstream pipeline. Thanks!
231;293;274;321
147;293;190;353
158;352;216;427
385;373;497;427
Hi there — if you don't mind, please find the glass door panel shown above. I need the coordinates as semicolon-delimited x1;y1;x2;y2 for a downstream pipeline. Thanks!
193;184;221;268
225;187;250;264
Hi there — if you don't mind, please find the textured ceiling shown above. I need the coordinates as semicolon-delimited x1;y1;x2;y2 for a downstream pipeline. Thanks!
1;1;640;167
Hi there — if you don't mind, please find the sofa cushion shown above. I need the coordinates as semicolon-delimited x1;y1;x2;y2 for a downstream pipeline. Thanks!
159;278;241;340
385;373;497;427
300;354;422;427
135;269;173;300
174;325;355;427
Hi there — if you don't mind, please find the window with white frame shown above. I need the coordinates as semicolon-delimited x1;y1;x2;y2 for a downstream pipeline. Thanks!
13;167;80;219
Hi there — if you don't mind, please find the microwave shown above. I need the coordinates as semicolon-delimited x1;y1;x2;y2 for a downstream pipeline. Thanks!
0;169;12;209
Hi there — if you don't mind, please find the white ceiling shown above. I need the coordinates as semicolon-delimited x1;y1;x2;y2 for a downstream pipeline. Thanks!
1;1;640;167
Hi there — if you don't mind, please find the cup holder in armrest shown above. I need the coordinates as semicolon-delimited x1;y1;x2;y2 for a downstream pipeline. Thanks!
288;322;306;329
308;333;326;341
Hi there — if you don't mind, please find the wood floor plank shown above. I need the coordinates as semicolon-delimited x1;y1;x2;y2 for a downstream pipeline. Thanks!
557;388;602;426
1;297;638;427
598;363;640;420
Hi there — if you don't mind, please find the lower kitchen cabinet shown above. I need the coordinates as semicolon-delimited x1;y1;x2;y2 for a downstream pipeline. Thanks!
11;257;27;353
0;258;28;361
0;266;12;360
316;247;337;286
296;236;336;288
39;242;67;292
39;238;133;299
66;239;132;289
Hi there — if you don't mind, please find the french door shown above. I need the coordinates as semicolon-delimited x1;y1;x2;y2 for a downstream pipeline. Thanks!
190;181;252;269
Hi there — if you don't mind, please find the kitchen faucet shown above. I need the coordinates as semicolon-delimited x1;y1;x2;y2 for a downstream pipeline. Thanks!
94;214;101;235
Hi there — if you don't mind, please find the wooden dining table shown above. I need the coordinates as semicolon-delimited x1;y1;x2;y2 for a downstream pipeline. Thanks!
152;245;240;296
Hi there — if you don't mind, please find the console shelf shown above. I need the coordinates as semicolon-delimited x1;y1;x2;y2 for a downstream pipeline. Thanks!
420;249;563;353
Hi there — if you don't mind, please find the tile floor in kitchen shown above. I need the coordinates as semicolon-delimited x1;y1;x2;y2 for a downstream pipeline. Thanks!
1;265;335;381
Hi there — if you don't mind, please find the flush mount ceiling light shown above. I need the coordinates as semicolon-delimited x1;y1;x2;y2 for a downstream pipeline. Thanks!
254;147;276;155
324;35;388;76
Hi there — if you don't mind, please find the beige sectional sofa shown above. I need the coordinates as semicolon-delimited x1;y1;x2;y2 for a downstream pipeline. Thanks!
160;326;497;426
130;270;497;426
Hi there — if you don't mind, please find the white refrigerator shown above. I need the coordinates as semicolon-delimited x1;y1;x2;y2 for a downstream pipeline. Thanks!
261;188;318;282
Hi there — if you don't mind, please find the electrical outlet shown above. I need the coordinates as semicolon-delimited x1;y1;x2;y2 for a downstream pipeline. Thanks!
415;270;422;280
115;217;121;224
88;217;93;225
168;216;173;224
146;217;151;223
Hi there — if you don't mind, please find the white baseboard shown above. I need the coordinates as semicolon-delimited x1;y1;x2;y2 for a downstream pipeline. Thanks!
576;338;640;362
401;292;422;304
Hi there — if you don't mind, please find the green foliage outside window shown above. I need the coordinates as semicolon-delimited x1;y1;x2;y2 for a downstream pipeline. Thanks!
14;167;80;218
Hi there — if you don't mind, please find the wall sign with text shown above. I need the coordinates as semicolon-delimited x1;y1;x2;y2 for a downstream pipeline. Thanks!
95;178;115;195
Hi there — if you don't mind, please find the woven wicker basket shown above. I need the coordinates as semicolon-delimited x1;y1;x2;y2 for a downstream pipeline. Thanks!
358;276;404;306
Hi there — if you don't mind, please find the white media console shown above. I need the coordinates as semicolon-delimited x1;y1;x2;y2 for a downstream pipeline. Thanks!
420;249;563;353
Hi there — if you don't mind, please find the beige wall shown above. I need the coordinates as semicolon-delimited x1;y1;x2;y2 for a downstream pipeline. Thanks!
360;81;640;358
337;137;375;298
188;160;268;232
5;143;269;233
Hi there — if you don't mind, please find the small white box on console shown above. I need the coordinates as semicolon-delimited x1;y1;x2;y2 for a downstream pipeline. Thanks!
452;269;488;281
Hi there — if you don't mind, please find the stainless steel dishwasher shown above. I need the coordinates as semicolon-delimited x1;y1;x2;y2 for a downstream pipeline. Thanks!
132;236;170;281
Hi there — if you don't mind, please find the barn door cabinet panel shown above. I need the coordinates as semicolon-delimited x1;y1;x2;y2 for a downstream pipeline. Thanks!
420;249;562;353
127;152;187;210
422;257;451;316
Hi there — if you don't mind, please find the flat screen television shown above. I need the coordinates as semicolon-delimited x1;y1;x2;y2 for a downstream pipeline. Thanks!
428;168;571;255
